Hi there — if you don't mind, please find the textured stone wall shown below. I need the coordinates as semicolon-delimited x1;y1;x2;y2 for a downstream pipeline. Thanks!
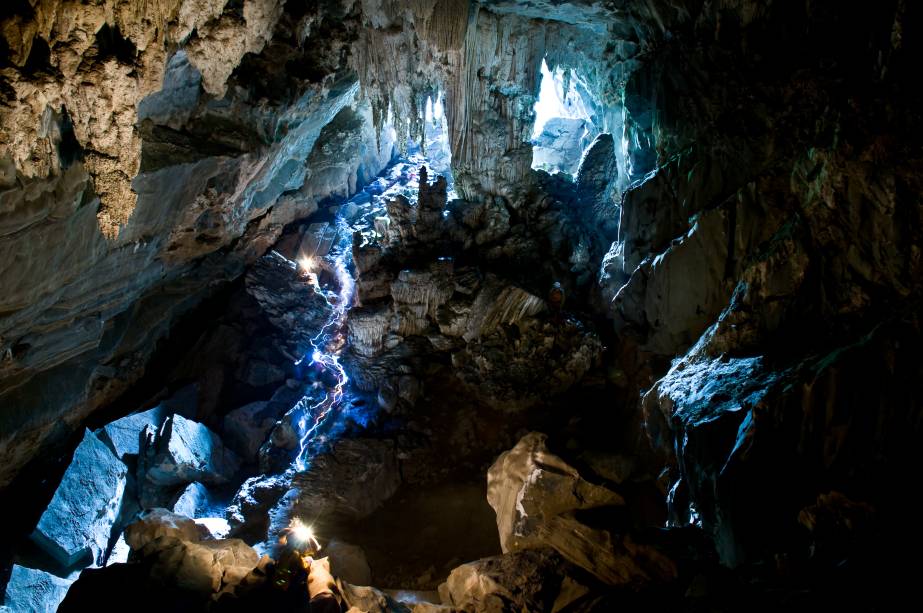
0;0;394;487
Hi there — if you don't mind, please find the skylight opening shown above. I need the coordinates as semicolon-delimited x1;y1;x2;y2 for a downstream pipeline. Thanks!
531;59;597;176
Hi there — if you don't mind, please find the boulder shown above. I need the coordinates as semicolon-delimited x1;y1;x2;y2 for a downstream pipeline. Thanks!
124;509;210;550
144;537;259;595
125;509;259;595
488;432;623;553
487;433;675;586
287;438;401;521
575;132;619;241
98;407;169;460
172;482;213;518
144;415;241;487
3;565;74;613
227;473;291;539
97;386;201;460
438;548;572;613
223;401;277;460
32;429;128;567
341;583;411;613
324;539;372;586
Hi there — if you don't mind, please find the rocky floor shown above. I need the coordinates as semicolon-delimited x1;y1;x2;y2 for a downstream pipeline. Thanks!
0;152;627;611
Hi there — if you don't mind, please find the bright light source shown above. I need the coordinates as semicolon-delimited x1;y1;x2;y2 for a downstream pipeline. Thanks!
433;93;444;121
311;349;323;363
298;256;316;273
289;518;321;550
533;59;567;138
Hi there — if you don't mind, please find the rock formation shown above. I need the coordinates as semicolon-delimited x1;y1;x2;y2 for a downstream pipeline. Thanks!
2;0;921;611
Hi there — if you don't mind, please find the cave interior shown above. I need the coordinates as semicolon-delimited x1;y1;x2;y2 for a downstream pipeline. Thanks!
0;1;921;611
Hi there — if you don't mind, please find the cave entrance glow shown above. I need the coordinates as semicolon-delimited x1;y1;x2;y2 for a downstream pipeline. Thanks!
531;59;597;176
408;91;455;198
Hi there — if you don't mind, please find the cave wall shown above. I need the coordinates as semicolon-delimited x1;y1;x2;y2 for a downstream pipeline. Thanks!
0;0;396;488
606;0;923;567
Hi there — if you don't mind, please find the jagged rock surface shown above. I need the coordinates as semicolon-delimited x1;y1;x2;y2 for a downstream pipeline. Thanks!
2;565;74;613
0;1;394;488
141;414;240;488
32;429;128;567
487;433;675;587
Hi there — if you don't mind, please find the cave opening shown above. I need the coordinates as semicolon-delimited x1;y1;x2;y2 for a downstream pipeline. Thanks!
530;59;597;177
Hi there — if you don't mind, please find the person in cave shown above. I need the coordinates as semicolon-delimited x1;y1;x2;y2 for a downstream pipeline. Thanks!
269;525;344;613
549;281;566;323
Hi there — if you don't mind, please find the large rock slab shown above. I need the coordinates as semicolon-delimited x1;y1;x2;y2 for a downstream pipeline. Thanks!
143;415;241;487
3;565;74;613
287;438;401;521
99;384;201;460
439;548;574;613
98;406;168;460
487;433;675;586
125;509;259;595
575;132;620;241
32;429;128;567
223;401;277;461
172;482;214;518
488;432;625;554
124;508;210;550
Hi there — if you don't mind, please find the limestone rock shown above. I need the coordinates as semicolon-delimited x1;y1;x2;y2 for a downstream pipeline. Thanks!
439;548;571;613
342;583;411;613
124;508;211;551
124;508;258;595
96;385;199;460
172;482;214;518
98;407;168;460
349;304;394;357
487;433;675;586
2;565;74;613
227;473;291;540
532;117;592;176
575;132;620;241
144;414;241;487
488;432;625;555
146;536;259;595
286;438;401;521
324;539;372;586
223;400;277;461
32;429;128;567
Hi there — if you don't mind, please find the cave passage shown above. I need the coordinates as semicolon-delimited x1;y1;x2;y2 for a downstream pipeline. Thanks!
1;1;921;612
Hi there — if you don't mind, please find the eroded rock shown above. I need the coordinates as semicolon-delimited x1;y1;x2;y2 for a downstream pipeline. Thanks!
286;438;401;521
439;548;572;613
143;414;241;487
32;429;128;567
2;565;74;613
125;508;259;595
486;433;674;586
